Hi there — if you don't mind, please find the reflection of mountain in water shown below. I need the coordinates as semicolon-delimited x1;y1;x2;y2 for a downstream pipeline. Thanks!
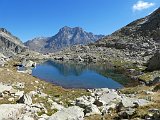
43;60;131;85
44;61;86;76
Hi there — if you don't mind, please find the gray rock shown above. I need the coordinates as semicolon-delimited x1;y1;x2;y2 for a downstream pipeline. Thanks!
30;103;47;113
0;28;25;56
146;51;160;71
8;97;14;101
14;82;25;89
29;90;38;97
0;83;13;93
101;103;117;114
38;92;48;98
15;91;24;97
38;114;49;120
121;96;136;108
17;94;32;105
0;53;7;66
76;96;95;108
121;96;149;108
48;106;84;120
0;104;26;120
20;115;34;120
118;108;136;119
51;102;64;110
134;99;150;107
151;77;160;85
84;104;101;116
21;59;36;68
98;90;121;105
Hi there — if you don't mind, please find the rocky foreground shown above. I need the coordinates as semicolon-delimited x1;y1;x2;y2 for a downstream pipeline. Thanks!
0;54;159;120
0;78;159;120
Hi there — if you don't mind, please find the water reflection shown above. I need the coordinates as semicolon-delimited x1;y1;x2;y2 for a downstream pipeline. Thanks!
32;60;128;89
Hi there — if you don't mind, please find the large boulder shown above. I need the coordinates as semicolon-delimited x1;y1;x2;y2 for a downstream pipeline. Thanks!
51;102;64;110
17;94;32;105
48;106;84;120
76;96;95;108
121;96;149;108
146;51;160;71
0;104;26;120
21;58;36;68
0;83;13;93
84;104;101;116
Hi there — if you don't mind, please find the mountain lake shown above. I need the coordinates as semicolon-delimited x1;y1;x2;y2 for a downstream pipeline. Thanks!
32;60;131;89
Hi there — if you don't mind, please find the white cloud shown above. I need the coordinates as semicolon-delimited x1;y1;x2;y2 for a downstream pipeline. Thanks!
132;0;155;11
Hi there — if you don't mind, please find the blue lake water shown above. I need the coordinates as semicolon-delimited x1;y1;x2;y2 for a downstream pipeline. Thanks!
32;60;126;89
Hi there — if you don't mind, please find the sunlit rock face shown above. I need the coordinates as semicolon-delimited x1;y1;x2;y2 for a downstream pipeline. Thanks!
0;28;25;56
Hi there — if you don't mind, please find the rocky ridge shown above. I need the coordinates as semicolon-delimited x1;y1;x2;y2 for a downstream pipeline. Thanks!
0;28;25;56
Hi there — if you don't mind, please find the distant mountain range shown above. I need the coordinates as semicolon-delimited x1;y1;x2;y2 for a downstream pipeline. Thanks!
1;7;160;57
24;26;104;53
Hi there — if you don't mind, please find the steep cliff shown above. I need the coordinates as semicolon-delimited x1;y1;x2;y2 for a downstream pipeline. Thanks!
0;28;25;56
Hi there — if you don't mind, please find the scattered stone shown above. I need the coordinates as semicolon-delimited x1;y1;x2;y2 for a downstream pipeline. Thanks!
48;106;84;120
51;102;64;110
8;97;14;101
145;91;154;95
134;99;150;106
30;103;47;113
0;83;12;93
20;115;34;120
35;80;39;83
145;109;160;120
14;82;25;89
38;114;49;120
38;92;48;98
118;108;136;119
29;91;38;97
47;98;54;104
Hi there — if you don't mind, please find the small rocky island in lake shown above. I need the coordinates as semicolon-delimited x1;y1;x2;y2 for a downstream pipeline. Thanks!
0;1;159;120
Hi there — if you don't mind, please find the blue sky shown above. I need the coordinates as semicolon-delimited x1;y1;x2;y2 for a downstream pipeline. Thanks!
0;0;159;42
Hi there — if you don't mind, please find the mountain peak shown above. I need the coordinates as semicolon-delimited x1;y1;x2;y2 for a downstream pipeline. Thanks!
0;28;12;35
25;26;104;53
59;26;83;32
